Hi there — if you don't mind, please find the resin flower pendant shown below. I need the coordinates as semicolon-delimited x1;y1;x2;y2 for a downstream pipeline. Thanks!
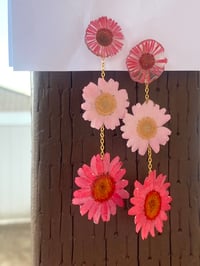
128;170;172;240
121;100;171;155
82;78;129;130
72;153;129;224
85;16;124;58
126;39;167;84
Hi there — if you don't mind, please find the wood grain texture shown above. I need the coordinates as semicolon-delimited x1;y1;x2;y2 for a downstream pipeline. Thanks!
32;72;200;266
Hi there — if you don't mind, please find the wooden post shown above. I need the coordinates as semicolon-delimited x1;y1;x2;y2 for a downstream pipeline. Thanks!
32;71;200;266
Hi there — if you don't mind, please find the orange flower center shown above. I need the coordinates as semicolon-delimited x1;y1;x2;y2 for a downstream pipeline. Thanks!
96;28;113;46
137;117;157;139
139;53;155;70
144;191;161;220
92;174;115;202
95;92;117;116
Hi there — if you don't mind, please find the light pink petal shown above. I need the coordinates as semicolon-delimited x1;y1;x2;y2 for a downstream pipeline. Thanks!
149;137;160;153
91;117;104;130
138;140;149;156
103;115;120;130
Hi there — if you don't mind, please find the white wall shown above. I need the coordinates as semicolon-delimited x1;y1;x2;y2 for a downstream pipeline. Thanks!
0;112;31;222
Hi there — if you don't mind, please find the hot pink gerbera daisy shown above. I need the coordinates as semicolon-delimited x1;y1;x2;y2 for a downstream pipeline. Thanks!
128;170;172;240
72;153;129;224
126;39;167;84
121;100;171;156
85;16;124;58
81;78;129;130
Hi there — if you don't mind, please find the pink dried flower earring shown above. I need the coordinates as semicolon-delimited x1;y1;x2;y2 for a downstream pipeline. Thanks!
121;39;172;239
72;16;129;224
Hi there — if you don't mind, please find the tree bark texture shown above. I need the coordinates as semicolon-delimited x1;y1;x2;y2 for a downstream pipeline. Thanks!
32;71;200;266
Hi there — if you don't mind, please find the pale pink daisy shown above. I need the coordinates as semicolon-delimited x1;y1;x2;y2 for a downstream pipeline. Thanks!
128;170;172;240
126;39;167;84
72;153;129;224
82;78;129;130
85;16;124;58
121;100;171;156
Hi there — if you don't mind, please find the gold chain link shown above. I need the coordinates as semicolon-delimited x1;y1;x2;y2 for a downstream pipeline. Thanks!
145;83;150;102
147;146;153;174
101;58;105;79
100;125;105;159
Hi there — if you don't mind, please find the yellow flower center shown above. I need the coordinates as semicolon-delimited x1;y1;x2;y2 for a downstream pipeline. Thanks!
96;28;113;46
95;92;117;116
137;117;157;139
144;191;161;220
92;174;115;202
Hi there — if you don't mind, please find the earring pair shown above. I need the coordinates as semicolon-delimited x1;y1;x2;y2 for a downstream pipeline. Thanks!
72;16;172;240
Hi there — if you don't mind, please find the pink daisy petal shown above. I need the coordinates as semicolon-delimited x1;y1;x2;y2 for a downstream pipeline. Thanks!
101;201;111;222
75;177;92;188
93;204;102;224
112;193;124;207
80;200;94;216
72;153;128;224
107;199;117;215
128;170;172;239
121;100;171;156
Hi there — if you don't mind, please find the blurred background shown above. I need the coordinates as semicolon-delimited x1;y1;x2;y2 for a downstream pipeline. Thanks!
0;1;31;265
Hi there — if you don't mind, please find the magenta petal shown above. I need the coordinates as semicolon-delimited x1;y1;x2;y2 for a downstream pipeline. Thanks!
101;202;110;222
88;201;99;220
93;204;102;224
73;189;91;198
103;153;110;173
80;200;94;216
75;177;92;188
116;189;129;199
112;193;124;207
115;179;128;189
95;155;104;175
107;199;117;215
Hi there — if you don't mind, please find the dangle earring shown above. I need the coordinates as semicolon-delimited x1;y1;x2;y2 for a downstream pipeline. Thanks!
121;39;172;239
72;16;130;224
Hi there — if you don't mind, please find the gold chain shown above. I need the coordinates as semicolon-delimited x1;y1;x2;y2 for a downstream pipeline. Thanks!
100;125;105;159
145;83;150;102
147;146;153;174
101;58;105;79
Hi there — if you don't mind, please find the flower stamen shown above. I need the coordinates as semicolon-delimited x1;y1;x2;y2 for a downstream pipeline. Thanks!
137;117;157;139
92;174;115;202
145;190;161;220
95;92;117;116
96;28;113;46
